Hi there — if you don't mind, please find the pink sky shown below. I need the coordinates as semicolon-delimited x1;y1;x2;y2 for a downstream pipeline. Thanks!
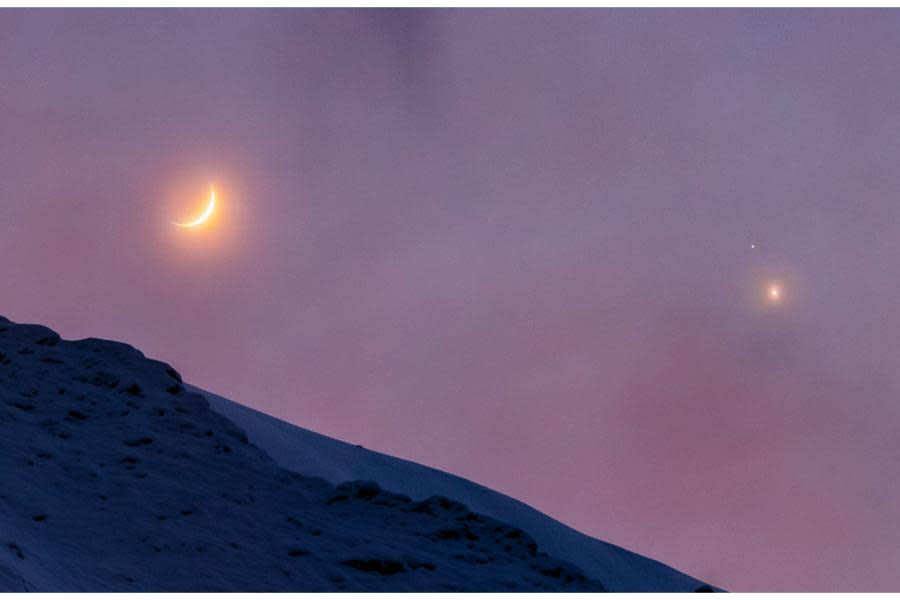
2;9;899;590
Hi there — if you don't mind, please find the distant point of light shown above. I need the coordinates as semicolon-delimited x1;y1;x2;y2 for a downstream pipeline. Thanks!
766;282;783;304
173;185;216;228
751;243;756;249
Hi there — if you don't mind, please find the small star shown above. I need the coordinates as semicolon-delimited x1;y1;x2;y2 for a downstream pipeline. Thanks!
750;243;756;249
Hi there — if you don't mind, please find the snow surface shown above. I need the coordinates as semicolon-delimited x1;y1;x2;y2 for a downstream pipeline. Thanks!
0;315;713;591
200;386;713;592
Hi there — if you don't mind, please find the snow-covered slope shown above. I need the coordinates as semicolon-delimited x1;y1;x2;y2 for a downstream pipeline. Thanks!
0;315;713;591
200;387;713;592
0;317;606;592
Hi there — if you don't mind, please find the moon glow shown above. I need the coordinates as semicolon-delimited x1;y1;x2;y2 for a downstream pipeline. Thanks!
173;186;216;228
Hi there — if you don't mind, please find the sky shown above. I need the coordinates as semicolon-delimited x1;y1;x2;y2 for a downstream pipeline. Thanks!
1;9;899;591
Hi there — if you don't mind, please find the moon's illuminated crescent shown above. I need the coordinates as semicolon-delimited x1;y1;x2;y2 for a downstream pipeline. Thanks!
173;186;216;228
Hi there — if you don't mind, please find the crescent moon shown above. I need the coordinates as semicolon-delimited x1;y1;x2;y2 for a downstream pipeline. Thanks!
173;186;216;228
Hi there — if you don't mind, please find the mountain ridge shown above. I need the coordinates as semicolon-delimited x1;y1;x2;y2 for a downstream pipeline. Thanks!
0;315;713;591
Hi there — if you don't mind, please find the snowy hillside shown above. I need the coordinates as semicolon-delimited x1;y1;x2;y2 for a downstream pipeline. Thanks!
200;387;715;592
0;316;711;591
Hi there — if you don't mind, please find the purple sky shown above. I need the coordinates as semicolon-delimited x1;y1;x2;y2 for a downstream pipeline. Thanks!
2;9;899;591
